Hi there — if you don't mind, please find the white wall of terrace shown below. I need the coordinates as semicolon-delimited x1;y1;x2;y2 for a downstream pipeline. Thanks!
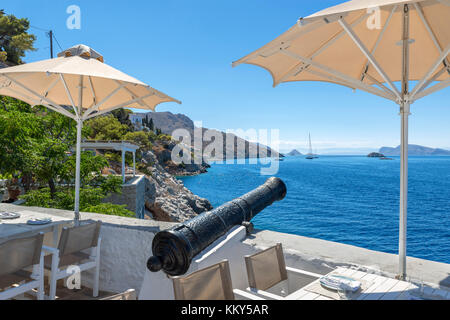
0;203;449;298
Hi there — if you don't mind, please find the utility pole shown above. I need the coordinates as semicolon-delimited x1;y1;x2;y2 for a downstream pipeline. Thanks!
49;30;53;58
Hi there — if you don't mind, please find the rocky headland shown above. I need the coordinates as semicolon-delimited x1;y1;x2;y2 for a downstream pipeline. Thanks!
379;145;450;156
140;112;282;160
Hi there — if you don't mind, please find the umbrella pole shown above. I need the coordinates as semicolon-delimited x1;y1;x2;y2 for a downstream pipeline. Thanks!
398;4;410;280
74;119;83;225
399;102;410;280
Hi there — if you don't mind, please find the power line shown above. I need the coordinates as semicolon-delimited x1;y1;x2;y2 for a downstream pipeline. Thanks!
29;25;50;32
29;25;65;57
51;32;64;51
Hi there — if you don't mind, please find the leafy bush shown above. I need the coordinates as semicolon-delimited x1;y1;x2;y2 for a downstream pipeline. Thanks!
104;152;122;164
157;133;172;142
60;151;109;187
123;131;153;151
98;175;123;194
84;203;135;218
20;175;134;218
84;115;128;141
20;188;74;209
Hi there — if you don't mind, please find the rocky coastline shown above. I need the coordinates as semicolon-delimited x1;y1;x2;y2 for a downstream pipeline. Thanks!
141;149;212;222
106;142;212;223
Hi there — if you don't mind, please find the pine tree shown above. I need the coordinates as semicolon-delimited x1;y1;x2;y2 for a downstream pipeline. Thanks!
0;10;36;65
149;118;155;132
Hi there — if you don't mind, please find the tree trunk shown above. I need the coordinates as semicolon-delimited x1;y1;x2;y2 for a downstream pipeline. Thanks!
48;178;56;199
22;173;32;192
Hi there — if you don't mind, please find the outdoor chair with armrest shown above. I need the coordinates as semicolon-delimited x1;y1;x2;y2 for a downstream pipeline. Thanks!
43;221;102;300
0;233;45;300
244;243;322;300
101;289;137;300
171;260;263;300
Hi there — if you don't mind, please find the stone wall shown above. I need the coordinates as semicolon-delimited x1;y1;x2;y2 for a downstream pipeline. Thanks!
102;175;146;218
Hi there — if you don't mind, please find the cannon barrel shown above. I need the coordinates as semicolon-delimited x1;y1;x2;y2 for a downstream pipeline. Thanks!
147;177;287;276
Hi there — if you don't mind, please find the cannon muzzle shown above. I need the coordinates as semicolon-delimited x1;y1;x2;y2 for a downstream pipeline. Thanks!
147;177;287;276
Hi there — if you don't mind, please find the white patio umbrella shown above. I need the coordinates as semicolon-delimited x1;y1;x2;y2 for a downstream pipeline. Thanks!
233;0;449;279
0;44;181;224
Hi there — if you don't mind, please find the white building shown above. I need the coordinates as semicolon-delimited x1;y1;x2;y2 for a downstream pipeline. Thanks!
129;114;145;129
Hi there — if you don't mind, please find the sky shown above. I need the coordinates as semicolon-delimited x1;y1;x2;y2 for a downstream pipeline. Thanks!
4;0;450;154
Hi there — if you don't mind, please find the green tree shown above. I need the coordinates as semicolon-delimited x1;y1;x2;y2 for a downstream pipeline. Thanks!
0;10;36;65
111;108;133;132
0;98;43;183
84;114;129;141
123;131;153;152
0;98;116;197
149;118;155;131
60;151;108;188
30;107;77;195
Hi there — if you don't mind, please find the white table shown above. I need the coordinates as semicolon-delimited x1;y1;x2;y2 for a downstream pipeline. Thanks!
0;209;73;247
286;267;450;300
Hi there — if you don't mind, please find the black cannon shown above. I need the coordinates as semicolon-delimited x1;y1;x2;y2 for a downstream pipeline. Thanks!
147;177;287;276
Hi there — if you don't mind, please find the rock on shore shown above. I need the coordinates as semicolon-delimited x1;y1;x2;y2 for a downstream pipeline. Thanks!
151;139;210;176
141;150;212;223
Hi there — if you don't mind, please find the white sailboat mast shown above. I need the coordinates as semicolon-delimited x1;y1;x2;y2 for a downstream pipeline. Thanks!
308;133;313;155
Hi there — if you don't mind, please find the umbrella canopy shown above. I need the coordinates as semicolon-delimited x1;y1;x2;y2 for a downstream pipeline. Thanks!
233;0;449;279
0;44;180;119
0;44;181;223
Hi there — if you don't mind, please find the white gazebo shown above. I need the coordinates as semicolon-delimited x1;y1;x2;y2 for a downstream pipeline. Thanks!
80;140;140;183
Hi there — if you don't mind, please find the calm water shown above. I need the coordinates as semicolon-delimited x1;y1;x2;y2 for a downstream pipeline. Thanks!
180;156;450;264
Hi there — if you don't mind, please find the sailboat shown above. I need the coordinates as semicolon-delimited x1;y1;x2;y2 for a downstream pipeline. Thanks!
306;133;319;160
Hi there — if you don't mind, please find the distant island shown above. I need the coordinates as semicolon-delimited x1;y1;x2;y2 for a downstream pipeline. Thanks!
379;145;450;156
368;152;385;158
287;149;303;156
367;152;393;160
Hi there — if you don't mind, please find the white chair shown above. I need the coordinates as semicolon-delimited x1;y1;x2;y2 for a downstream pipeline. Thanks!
244;243;322;300
101;289;137;300
43;221;102;300
0;233;45;300
171;260;263;300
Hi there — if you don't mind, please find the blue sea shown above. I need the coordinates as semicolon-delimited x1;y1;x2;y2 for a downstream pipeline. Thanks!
180;156;450;264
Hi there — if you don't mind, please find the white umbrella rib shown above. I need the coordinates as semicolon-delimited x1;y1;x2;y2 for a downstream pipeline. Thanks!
87;76;97;108
83;92;156;120
414;2;450;73
114;80;151;109
410;44;450;100
59;74;79;118
338;18;402;101
1;74;76;119
275;12;371;87
360;5;398;82
412;77;450;101
81;82;128;120
280;49;396;101
4;85;69;117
